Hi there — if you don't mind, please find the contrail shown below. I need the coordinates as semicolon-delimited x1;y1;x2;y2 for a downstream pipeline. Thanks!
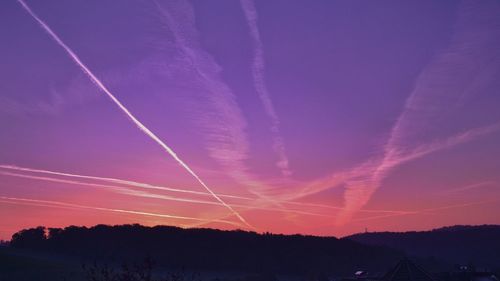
285;200;411;214
0;196;244;227
1;164;409;216
0;167;342;218
0;165;252;201
269;121;500;226
315;199;499;233
351;199;499;222
153;0;291;212
439;181;496;194
16;0;251;228
333;0;500;224
0;170;226;207
336;123;500;224
240;0;291;176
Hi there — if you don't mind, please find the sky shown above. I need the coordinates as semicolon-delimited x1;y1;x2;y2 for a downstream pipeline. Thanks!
1;0;500;240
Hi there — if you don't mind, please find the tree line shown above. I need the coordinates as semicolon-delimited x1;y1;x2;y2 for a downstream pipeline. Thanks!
10;224;401;276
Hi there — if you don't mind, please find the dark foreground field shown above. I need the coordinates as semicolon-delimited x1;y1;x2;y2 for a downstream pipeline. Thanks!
0;246;84;281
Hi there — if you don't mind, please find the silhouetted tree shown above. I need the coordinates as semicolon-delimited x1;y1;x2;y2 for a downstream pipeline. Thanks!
10;226;46;249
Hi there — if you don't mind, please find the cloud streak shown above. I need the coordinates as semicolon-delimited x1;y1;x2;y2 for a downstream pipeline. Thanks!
0;170;230;208
153;0;289;210
0;168;340;218
0;196;243;227
440;181;497;194
277;121;500;225
154;0;252;185
0;165;251;201
240;0;291;176
351;198;499;223
336;122;500;224
17;0;251;228
332;0;500;224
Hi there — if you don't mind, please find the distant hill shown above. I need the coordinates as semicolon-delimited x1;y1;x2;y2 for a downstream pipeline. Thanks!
8;224;402;276
345;225;500;269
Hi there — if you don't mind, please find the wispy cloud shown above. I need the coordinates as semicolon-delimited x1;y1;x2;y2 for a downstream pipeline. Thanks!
17;0;251;228
154;0;251;183
334;0;500;224
440;181;497;194
153;0;289;210
0;94;62;116
240;0;291;176
336;122;500;225
281;0;500;225
383;0;500;155
0;84;93;117
351;198;499;223
175;99;500;227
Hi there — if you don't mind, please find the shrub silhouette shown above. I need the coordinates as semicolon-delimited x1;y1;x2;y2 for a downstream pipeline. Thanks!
83;258;200;281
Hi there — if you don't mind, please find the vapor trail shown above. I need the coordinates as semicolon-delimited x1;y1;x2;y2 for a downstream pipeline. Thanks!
16;0;251;228
440;181;497;194
0;165;251;201
351;199;499;222
0;170;227;207
331;0;500;224
0;196;244;227
1;164;408;217
153;1;292;214
284;200;411;214
267;121;500;227
240;0;291;176
0;169;342;218
336;123;500;224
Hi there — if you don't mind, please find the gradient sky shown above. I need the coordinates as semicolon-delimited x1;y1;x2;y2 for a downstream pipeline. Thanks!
1;0;500;240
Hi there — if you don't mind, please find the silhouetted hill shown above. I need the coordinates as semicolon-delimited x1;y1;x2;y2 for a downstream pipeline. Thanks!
345;225;500;269
8;224;402;276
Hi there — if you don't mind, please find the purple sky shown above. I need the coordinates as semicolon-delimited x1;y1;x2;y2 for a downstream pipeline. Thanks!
1;0;500;239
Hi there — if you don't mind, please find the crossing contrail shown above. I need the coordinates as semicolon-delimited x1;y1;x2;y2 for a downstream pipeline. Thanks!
0;170;229;207
0;168;341;218
0;165;252;201
1;164;409;216
16;0;252;228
